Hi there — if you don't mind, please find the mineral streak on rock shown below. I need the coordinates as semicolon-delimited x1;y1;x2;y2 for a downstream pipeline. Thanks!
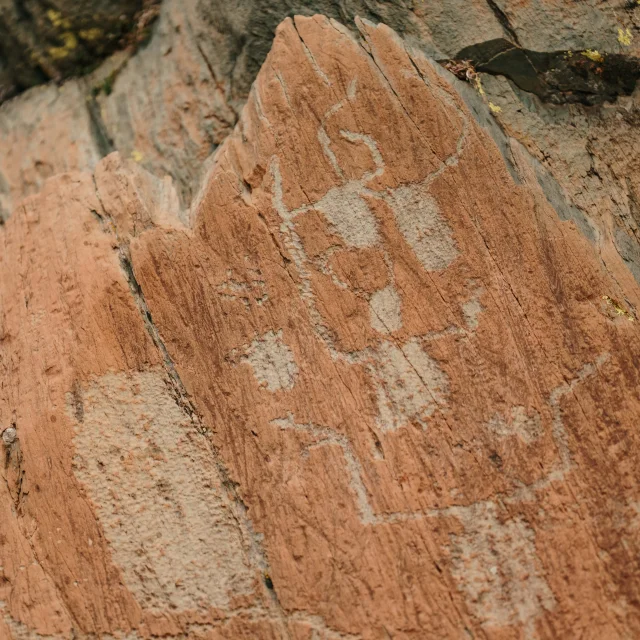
0;11;640;640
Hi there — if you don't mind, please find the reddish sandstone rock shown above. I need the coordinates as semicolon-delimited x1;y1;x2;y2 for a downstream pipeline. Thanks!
1;15;640;640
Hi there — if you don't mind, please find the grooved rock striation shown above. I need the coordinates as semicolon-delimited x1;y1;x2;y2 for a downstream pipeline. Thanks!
1;14;640;640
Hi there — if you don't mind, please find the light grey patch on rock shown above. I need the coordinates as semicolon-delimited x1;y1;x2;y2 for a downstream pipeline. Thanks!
369;285;402;333
1;427;16;445
449;501;556;630
315;181;380;247
462;286;484;331
388;183;458;271
70;370;255;611
485;406;543;444
242;329;298;391
374;338;448;431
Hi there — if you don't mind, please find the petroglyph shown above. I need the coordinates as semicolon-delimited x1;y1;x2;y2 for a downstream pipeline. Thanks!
386;184;458;271
373;338;448;432
241;330;298;392
318;125;344;180
272;414;375;524
70;370;255;612
269;83;459;363
438;356;609;630
267;81;609;639
314;181;380;248
268;347;609;632
448;501;556;631
216;269;268;308
340;130;385;182
486;406;543;444
462;286;484;331
369;285;402;333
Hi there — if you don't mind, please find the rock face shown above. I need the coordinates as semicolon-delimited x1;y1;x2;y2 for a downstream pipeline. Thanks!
2;14;640;639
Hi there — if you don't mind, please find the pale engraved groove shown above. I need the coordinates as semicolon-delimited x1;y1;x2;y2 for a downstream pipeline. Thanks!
369;285;402;334
272;414;375;525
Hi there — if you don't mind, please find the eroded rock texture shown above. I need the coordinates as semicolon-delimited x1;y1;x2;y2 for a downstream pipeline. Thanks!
1;14;640;639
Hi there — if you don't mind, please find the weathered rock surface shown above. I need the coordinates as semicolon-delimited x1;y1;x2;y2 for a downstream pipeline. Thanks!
2;15;640;639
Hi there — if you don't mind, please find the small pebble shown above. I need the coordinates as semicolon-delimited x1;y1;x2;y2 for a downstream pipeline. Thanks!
2;427;16;445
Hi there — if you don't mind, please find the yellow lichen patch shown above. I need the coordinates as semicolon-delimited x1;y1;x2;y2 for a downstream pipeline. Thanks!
581;49;604;63
474;76;485;96
62;32;78;48
618;28;633;47
602;295;635;321
46;9;72;30
489;102;502;114
565;50;573;59
79;28;103;42
48;32;78;60
131;150;144;163
48;47;68;60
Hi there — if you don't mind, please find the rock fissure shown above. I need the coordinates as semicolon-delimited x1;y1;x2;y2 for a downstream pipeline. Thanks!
485;0;521;46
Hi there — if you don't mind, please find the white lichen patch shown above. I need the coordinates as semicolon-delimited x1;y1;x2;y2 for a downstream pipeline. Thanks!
388;184;458;271
449;502;556;630
369;285;402;333
486;406;543;444
314;181;380;247
374;338;448;431
70;370;254;612
242;330;298;391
